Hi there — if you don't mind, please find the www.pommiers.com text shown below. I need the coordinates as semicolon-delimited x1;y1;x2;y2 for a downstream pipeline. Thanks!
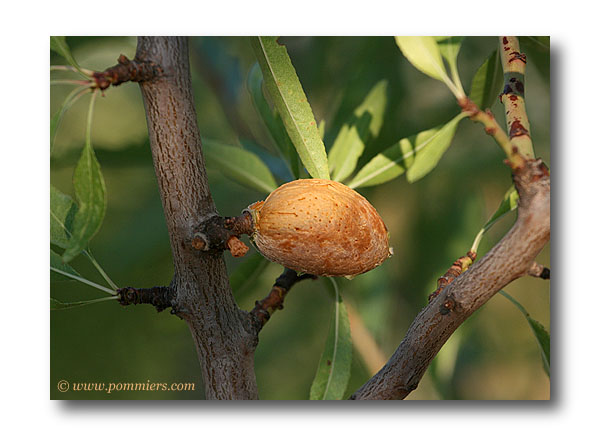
56;379;196;394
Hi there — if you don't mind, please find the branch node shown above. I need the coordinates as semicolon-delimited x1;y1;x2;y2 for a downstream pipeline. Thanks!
527;262;550;280
117;285;173;312
192;212;254;255
439;296;456;315
92;55;163;91
428;251;477;302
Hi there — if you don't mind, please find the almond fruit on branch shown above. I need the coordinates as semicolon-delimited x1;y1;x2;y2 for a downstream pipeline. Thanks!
246;179;392;277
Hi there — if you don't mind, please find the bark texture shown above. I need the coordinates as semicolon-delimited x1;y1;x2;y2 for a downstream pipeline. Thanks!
351;159;550;399
135;37;258;400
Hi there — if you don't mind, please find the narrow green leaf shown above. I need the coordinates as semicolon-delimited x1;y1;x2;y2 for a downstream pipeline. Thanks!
50;249;80;282
483;185;519;231
406;112;468;183
50;36;88;78
251;37;330;180
499;290;550;376
395;36;451;84
204;139;277;194
62;92;106;263
523;36;550;50
247;63;299;178
470;185;519;253
229;253;270;298
51;296;117;311
349;113;466;188
310;278;352;400
469;49;503;109
318;119;326;140
50;185;78;248
436;36;465;96
328;80;388;182
436;36;464;67
51;86;88;154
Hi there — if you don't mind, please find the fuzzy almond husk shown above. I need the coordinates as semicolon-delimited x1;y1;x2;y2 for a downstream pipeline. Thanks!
247;179;390;277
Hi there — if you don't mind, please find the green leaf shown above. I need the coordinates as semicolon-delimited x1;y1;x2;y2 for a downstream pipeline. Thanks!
318;119;326;140
50;185;78;248
204;139;277;194
470;185;520;254
51;86;88;154
251;37;330;180
229;253;270;298
50;249;80;282
247;63;299;179
436;36;464;67
469;49;503;109
483;185;519;231
50;36;87;78
395;36;450;83
349;113;467;188
328;80;387;182
310;279;352;400
51;296;116;311
523;36;550;50
406;112;468;183
499;290;550;376
436;36;465;95
62;92;106;263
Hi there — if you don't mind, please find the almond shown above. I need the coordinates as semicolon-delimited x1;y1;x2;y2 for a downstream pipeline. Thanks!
246;179;390;277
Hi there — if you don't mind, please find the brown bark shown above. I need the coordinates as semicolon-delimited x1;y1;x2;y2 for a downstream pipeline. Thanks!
350;159;550;399
135;36;258;400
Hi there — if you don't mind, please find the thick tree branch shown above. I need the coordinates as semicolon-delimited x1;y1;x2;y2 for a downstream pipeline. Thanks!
350;158;550;400
135;36;258;400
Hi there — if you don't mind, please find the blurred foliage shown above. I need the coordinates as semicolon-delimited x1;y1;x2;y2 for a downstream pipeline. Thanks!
50;36;550;400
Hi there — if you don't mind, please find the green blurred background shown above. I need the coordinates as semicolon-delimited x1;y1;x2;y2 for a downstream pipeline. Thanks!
50;36;550;400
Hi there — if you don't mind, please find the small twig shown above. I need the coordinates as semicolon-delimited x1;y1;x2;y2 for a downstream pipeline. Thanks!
499;37;534;159
92;54;163;91
117;285;174;312
428;251;477;303
250;268;317;331
191;212;254;256
459;97;525;169
527;262;550;280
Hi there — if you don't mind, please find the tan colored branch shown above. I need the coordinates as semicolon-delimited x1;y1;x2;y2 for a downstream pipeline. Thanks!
350;158;550;400
459;98;525;168
499;37;534;158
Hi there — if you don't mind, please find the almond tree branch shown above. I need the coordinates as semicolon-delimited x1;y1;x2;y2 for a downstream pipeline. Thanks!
135;36;258;400
250;268;317;332
350;157;550;400
499;36;534;158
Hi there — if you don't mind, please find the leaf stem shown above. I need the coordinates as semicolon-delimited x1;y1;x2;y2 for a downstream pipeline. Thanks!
51;79;93;87
52;295;119;310
50;267;117;295
86;88;99;147
84;249;118;290
50;65;95;76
